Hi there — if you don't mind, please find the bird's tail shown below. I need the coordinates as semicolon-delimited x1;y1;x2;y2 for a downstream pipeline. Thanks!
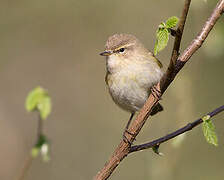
150;103;163;116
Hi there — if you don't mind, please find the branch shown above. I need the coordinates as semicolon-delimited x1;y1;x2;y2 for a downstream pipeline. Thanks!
17;115;43;180
170;0;191;66
162;0;191;91
130;105;224;153
94;1;224;179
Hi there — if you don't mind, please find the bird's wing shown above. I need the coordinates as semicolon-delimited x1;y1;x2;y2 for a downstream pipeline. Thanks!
105;71;111;85
148;52;163;68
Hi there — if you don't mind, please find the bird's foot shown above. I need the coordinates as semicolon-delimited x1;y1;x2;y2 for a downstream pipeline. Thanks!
151;85;162;100
122;128;135;146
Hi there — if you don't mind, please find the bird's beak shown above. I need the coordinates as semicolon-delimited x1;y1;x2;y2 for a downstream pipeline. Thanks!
100;50;113;56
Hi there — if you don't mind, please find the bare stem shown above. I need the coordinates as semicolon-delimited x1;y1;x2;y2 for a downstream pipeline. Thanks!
161;0;191;92
17;114;43;180
130;105;224;153
17;156;33;180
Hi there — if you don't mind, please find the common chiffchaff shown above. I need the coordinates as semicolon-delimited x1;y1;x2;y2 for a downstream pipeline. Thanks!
100;34;163;142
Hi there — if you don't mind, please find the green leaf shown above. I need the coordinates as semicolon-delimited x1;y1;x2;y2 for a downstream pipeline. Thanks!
25;87;45;112
153;16;179;55
166;16;179;28
202;116;218;146
25;86;52;120
154;28;169;55
37;96;52;120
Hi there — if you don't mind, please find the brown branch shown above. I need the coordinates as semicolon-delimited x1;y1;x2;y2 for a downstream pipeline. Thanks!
161;0;191;92
130;105;224;153
94;0;224;179
171;0;191;65
17;156;33;180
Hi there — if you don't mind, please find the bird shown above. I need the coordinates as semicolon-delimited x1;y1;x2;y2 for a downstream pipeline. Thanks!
100;33;164;143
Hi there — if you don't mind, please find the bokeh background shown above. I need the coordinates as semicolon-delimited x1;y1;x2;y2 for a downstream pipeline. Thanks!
0;0;223;180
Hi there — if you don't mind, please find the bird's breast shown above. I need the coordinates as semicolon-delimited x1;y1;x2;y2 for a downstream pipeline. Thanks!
106;61;163;112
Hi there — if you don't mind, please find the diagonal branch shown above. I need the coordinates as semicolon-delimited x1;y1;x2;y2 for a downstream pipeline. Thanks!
170;0;191;67
162;0;191;91
130;105;224;153
94;0;224;179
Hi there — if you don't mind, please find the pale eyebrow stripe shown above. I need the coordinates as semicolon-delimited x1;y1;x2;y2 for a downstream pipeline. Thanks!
113;43;135;51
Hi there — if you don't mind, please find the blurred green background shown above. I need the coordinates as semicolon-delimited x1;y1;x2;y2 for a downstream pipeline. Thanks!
0;0;223;180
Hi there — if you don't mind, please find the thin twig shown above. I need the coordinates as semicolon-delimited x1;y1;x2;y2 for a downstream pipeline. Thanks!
17;156;33;180
161;0;191;92
37;114;43;140
17;114;43;180
130;105;224;153
94;0;224;179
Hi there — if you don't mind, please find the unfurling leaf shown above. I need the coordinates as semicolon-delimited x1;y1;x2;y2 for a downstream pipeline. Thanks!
154;16;179;55
25;86;52;120
166;16;179;28
25;87;46;112
154;28;169;55
158;22;166;29
202;115;218;146
37;96;51;120
152;145;164;156
31;134;50;161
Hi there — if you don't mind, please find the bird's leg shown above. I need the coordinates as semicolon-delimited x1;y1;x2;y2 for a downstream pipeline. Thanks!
151;85;162;100
122;113;135;145
124;113;135;133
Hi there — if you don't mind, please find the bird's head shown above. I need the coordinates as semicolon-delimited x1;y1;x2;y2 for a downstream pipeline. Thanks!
100;34;148;73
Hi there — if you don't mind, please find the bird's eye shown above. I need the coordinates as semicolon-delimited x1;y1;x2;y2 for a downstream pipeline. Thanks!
119;48;125;53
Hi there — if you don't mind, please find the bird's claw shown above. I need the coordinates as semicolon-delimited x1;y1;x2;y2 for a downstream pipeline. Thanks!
122;129;135;146
151;85;162;100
